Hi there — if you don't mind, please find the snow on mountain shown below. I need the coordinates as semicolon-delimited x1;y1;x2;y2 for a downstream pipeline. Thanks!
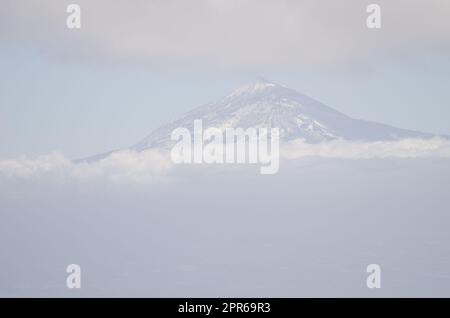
130;79;435;152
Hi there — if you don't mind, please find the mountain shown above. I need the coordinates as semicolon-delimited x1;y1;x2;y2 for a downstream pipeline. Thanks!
131;79;434;151
80;79;439;161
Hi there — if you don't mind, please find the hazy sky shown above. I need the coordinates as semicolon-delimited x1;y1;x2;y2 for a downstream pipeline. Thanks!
1;0;450;158
2;1;450;298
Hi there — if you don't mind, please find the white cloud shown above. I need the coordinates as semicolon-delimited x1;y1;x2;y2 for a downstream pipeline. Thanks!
1;139;450;183
0;152;70;178
281;138;450;159
2;0;450;69
0;150;172;183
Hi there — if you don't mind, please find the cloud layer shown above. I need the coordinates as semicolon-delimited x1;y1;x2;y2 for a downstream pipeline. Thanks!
2;0;450;69
0;150;172;183
1;138;450;182
281;138;450;159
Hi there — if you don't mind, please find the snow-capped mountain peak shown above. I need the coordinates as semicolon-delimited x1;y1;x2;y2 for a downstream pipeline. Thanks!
79;79;440;161
228;78;279;98
128;79;435;152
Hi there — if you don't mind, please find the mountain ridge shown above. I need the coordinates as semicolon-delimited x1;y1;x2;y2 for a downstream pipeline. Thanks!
79;79;443;162
131;79;435;151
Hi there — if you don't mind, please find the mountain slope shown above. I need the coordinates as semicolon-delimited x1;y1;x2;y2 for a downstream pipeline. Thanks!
131;79;434;152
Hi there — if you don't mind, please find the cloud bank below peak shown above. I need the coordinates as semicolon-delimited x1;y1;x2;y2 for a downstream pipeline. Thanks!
1;138;450;182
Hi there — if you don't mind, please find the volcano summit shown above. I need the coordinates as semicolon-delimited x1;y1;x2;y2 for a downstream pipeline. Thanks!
82;79;442;162
132;79;436;150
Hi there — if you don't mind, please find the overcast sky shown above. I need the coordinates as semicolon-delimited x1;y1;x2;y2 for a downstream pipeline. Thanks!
1;0;450;158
